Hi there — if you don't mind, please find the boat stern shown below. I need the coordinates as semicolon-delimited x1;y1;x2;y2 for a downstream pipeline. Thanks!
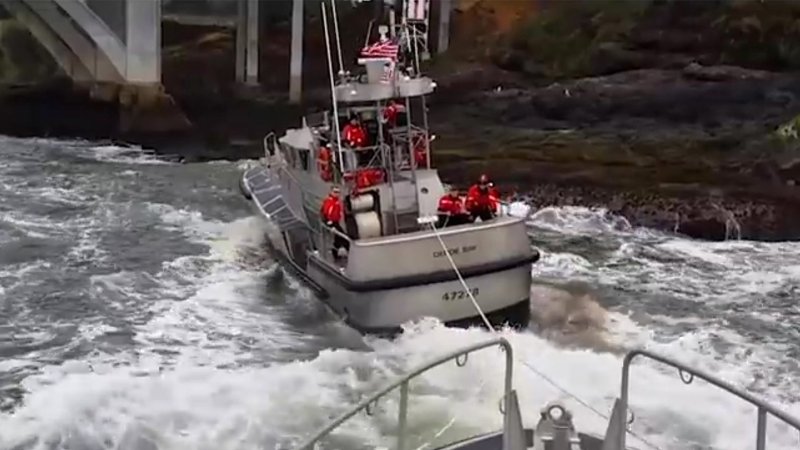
308;216;537;333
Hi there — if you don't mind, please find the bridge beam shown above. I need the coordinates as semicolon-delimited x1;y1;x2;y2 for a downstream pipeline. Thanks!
3;0;161;84
51;0;127;80
1;0;93;81
289;0;303;103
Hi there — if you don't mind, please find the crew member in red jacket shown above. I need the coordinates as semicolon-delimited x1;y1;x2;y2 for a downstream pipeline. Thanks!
383;99;404;128
437;186;471;227
320;186;349;259
342;116;367;148
466;174;499;222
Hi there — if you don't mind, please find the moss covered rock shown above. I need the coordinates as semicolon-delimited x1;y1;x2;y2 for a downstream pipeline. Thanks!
485;0;800;80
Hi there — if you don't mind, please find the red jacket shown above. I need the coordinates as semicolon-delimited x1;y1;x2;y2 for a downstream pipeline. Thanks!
384;103;403;126
466;184;499;213
413;141;427;167
343;124;367;148
320;194;343;223
438;194;465;216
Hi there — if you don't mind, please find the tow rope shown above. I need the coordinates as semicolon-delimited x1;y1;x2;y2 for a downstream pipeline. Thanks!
426;218;661;450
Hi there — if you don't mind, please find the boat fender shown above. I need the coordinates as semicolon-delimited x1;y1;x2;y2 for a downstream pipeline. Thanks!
354;211;382;239
239;177;252;200
350;194;375;212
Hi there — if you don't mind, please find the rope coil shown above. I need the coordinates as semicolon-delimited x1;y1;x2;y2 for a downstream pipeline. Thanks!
426;221;662;450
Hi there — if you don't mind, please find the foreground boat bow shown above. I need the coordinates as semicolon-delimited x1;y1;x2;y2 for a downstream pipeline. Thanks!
292;337;800;450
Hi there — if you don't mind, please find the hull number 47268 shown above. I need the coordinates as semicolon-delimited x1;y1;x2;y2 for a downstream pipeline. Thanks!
442;287;479;301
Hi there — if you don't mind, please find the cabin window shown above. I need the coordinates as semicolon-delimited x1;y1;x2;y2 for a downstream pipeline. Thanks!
298;148;310;171
281;143;294;166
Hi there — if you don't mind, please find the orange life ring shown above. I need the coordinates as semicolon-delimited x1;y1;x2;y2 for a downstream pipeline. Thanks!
317;147;332;181
356;168;385;189
344;168;385;190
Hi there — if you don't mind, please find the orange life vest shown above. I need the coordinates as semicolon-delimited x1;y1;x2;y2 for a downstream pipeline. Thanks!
344;168;385;190
317;146;332;181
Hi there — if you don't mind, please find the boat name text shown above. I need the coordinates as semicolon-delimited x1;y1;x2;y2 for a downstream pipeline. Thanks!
442;287;479;301
433;245;477;259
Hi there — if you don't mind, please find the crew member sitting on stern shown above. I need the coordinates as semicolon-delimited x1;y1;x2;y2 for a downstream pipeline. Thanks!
437;186;471;228
320;186;349;260
466;174;499;222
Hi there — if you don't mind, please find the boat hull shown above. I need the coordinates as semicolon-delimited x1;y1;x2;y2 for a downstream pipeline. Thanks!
240;165;537;335
307;252;534;334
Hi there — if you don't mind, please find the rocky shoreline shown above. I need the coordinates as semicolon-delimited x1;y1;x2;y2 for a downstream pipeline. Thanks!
430;63;800;241
2;60;799;242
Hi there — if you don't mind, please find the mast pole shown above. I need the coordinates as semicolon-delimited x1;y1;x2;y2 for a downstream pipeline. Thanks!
329;0;345;78
321;3;344;175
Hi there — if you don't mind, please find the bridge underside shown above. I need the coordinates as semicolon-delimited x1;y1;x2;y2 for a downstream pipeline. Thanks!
1;0;160;85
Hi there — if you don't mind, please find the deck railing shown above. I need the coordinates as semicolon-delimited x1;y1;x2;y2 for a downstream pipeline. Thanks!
616;349;800;450
293;337;514;450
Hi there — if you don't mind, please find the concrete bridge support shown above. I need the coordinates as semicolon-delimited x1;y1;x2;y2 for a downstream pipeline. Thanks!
437;0;451;54
1;0;189;136
2;0;161;84
235;0;259;86
1;0;94;82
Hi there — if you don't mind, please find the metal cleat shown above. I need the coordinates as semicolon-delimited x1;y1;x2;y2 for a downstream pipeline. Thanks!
532;403;582;450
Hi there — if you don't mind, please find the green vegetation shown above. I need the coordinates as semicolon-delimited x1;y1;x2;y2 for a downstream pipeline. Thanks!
776;114;800;143
498;0;800;79
0;19;58;84
713;0;800;69
505;0;651;78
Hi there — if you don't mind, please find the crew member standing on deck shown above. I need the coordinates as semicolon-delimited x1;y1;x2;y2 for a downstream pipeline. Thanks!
320;186;349;260
342;116;367;148
383;99;404;129
466;174;499;222
437;186;471;228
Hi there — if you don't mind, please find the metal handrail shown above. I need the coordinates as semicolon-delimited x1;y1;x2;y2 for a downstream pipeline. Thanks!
263;132;276;158
294;337;514;450
617;349;800;450
320;221;353;243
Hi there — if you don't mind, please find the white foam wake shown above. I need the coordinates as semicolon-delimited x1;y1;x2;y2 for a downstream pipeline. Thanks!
1;177;799;450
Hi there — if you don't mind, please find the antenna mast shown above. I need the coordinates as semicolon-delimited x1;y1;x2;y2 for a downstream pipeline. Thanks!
321;3;344;175
329;0;345;78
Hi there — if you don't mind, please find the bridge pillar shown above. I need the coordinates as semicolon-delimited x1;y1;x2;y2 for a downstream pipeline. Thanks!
125;0;160;84
235;0;259;86
437;0;451;54
289;0;303;103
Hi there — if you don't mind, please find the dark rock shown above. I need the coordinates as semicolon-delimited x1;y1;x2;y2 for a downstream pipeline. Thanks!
588;42;653;75
430;64;800;241
682;62;774;82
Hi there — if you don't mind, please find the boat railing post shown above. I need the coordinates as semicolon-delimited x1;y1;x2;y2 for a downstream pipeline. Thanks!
618;352;633;450
405;96;419;209
422;96;431;170
756;407;767;450
397;380;409;450
618;349;800;450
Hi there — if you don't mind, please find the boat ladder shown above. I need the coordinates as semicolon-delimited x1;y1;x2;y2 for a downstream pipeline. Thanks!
244;167;306;232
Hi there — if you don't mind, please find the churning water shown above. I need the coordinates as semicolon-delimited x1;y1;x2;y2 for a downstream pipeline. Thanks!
0;136;798;450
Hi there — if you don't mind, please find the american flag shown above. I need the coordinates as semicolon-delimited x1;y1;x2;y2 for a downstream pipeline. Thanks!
360;39;399;83
360;39;399;61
